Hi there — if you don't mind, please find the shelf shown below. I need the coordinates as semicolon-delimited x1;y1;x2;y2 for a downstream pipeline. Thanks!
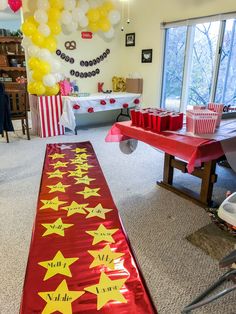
0;36;22;43
0;66;26;71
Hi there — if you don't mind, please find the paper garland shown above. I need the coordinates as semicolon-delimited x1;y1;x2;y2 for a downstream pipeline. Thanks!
20;142;157;313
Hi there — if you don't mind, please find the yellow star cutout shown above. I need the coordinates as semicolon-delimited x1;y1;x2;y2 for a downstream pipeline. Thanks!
46;169;67;179
75;163;94;171
75;153;91;160
48;153;65;160
47;182;71;193
85;203;113;219
42;218;74;237
86;224;119;245
40;197;67;211
61;201;88;217
74;175;96;186
76;187;100;199
72;148;87;153
50;161;69;169
84;272;127;310
38;251;79;281
68;170;87;178
70;158;85;165
88;245;125;270
38;279;85;314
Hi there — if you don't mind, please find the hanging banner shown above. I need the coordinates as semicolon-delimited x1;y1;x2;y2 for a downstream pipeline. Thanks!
20;142;157;313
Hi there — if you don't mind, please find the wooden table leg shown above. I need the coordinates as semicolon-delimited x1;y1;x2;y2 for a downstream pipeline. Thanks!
200;160;217;206
163;153;174;185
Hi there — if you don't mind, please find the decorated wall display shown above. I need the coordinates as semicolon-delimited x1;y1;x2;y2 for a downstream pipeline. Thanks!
64;40;77;50
20;142;157;313
20;0;121;96
0;0;22;12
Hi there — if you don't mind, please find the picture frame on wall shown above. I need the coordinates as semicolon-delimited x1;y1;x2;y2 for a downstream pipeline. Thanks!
125;33;135;47
141;49;153;63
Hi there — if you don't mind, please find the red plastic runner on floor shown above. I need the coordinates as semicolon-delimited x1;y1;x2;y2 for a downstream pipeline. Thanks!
20;142;157;314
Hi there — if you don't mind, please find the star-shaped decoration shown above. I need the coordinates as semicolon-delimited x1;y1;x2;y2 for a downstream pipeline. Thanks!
75;163;94;171
68;170;87;178
61;201;88;217
50;161;69;169
85;203;113;219
70;158;85;165
38;251;79;281
46;169;67;179
47;182;71;193
42;218;74;237
74;175;96;186
76;187;100;199
57;144;72;150
38;279;85;314
75;153;91;160
72;148;87;153
84;272;127;310
40;197;67;211
48;153;65;160
86;224;119;245
88;245;125;270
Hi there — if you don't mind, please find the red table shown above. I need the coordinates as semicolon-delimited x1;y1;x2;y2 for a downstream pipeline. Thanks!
106;121;225;207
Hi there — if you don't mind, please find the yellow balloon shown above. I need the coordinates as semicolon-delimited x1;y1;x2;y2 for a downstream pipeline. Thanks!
87;8;100;23
32;70;44;81
49;0;63;10
48;21;61;35
99;7;108;18
47;8;61;22
27;81;38;94
32;31;45;47
45;84;60;96
88;22;99;33
21;21;36;37
103;1;114;12
42;36;57;52
34;81;46;95
99;18;111;32
28;57;40;70
25;16;38;27
40;61;51;75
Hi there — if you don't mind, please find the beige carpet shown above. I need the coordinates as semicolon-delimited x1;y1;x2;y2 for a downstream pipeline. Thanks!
0;123;236;314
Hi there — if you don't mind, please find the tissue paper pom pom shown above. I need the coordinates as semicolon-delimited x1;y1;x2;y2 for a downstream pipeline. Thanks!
123;103;129;108
110;98;116;104
100;100;106;105
88;107;94;113
134;98;140;105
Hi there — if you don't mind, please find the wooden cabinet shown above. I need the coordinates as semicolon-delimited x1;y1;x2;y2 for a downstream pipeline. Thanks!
0;36;26;86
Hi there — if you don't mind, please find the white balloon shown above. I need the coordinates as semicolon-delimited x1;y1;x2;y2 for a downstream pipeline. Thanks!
28;45;40;57
72;8;86;22
43;74;56;87
88;0;98;8
50;59;62;73
108;10;121;25
61;10;72;25
38;23;51;36
64;0;76;10
34;9;48;24
79;0;90;13
21;37;32;49
104;27;115;39
79;16;88;28
66;21;78;33
37;48;52;61
0;0;8;10
54;73;64;82
37;0;49;10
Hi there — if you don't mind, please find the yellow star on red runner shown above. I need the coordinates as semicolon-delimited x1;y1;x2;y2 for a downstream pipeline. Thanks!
88;245;124;270
38;280;84;314
46;169;67;179
70;158;85;165
75;163;93;171
68;170;87;178
41;218;73;237
38;251;79;281
40;197;67;211
72;148;87;153
47;182;70;193
61;201;88;217
74;175;95;186
85;203;113;219
76;187;100;199
50;161;69;169
86;224;119;245
48;153;65;160
84;272;127;310
75;153;91;159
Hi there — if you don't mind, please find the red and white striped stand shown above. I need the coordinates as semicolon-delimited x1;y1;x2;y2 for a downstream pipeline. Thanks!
30;95;65;138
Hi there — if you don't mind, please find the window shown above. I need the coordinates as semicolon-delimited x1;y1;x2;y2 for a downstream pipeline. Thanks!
161;15;236;112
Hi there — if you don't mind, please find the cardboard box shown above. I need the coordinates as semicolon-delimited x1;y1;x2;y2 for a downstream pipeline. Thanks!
126;78;143;93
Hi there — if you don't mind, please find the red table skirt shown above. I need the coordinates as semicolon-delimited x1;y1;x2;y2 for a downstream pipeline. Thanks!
106;121;224;173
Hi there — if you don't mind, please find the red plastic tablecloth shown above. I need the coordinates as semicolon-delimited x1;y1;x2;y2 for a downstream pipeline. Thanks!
105;121;224;173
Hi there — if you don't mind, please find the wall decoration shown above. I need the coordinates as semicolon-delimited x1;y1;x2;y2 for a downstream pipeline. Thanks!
80;49;110;67
81;32;93;39
141;49;153;63
8;0;22;12
112;76;126;92
56;49;74;64
125;33;135;47
65;40;76;50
